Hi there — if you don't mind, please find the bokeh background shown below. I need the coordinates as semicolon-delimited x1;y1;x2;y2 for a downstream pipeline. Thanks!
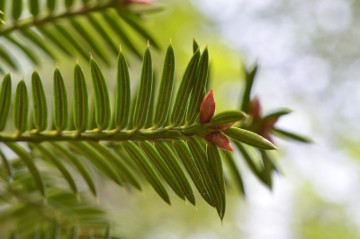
99;0;360;238
2;0;360;238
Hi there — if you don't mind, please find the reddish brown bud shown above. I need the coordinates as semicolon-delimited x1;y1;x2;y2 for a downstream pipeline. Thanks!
205;133;234;151
264;118;278;129
199;89;216;124
250;96;261;121
257;118;278;144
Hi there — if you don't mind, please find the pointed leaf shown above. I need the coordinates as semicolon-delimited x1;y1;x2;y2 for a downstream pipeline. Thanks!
187;48;209;124
210;111;248;126
154;141;195;205
73;63;88;133
122;141;170;204
114;48;130;130
32;143;78;194
133;47;153;130
207;143;226;219
172;139;213;205
0;73;11;131
5;142;46;196
31;71;48;132
70;142;123;186
14;80;29;134
170;49;200;126
51;142;97;197
53;68;68;133
112;144;142;175
154;44;175;128
186;137;223;210
90;56;111;131
88;141;141;190
139;141;184;200
224;127;278;150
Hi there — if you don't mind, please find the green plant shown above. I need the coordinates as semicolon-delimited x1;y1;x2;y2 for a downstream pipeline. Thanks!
0;0;311;237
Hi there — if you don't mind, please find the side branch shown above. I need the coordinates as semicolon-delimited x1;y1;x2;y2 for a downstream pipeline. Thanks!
0;1;117;36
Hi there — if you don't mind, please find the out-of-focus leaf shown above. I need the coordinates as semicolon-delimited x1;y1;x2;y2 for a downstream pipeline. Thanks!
240;64;258;113
222;151;245;196
5;142;46;196
272;127;313;143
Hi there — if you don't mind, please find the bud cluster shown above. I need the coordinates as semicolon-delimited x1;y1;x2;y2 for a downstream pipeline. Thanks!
200;89;234;151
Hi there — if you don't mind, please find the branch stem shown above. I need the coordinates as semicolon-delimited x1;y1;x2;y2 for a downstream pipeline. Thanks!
0;124;216;143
